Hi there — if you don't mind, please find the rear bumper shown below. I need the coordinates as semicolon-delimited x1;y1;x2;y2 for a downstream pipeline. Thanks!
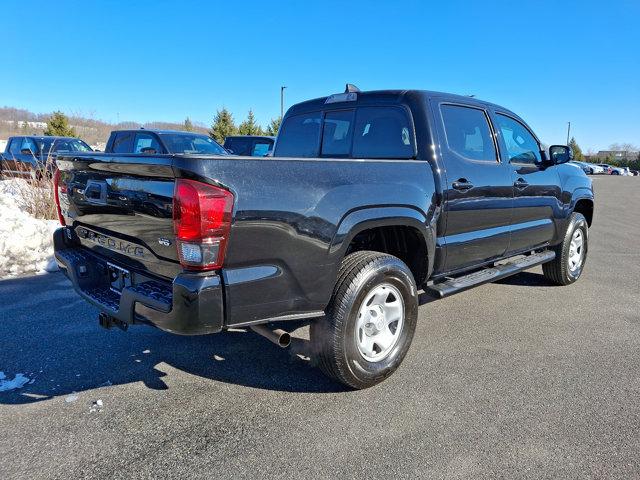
53;227;224;335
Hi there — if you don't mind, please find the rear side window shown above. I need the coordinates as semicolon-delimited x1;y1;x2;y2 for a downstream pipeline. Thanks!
21;137;38;154
352;107;414;159
494;114;541;165
321;110;354;157
134;133;162;154
274;112;322;157
111;132;134;153
251;141;272;156
224;137;253;156
440;105;497;162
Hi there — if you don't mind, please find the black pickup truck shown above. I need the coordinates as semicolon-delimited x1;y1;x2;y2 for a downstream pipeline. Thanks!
53;86;594;388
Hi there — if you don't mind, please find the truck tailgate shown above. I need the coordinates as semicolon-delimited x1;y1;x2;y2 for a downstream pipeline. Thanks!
56;153;180;279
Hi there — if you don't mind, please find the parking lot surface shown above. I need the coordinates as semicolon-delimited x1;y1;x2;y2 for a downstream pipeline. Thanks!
1;176;639;479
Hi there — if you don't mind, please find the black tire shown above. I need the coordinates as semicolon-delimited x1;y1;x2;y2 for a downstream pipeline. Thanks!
542;212;589;285
311;251;418;389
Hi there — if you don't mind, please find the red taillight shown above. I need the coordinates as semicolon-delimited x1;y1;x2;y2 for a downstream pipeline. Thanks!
173;179;234;271
53;169;66;226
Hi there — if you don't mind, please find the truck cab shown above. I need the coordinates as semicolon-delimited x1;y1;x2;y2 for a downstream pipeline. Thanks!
105;129;228;155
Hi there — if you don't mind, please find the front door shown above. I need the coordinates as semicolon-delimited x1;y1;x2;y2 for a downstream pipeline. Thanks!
434;101;514;273
490;112;561;254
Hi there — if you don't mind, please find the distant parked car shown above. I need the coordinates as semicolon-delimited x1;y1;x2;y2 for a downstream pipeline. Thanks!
621;167;632;176
630;170;639;176
598;163;613;175
223;135;275;156
570;161;604;175
599;163;626;175
104;129;229;155
0;136;92;178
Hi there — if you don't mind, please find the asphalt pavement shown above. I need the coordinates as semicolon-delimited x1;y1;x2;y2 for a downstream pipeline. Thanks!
1;176;639;479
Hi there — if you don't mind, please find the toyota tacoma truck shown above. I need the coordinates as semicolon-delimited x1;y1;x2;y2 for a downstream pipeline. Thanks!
53;86;594;389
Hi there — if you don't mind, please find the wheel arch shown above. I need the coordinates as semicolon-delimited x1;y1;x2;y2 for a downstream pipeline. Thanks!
572;196;594;227
329;206;435;286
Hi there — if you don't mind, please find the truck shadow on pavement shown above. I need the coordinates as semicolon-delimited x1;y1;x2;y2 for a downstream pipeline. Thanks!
0;274;345;405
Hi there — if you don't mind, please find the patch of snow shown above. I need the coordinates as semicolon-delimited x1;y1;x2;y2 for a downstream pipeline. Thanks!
0;179;60;278
0;371;31;392
90;399;104;413
65;393;79;403
142;349;150;354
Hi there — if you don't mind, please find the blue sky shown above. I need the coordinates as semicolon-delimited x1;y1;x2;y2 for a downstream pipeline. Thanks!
1;0;638;151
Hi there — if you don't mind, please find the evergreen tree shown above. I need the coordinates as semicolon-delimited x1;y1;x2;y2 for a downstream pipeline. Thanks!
238;109;263;136
568;137;583;161
44;111;76;137
209;108;237;144
265;117;282;136
183;117;194;132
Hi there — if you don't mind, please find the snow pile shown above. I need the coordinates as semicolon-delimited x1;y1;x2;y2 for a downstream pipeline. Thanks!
0;371;31;392
0;179;60;278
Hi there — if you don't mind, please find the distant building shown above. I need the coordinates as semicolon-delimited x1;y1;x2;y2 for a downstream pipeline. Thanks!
595;150;639;161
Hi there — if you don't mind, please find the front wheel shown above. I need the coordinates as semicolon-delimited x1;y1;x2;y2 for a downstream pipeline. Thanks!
311;251;418;389
542;212;589;285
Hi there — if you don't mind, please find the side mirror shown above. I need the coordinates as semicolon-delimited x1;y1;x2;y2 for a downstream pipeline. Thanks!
549;145;573;165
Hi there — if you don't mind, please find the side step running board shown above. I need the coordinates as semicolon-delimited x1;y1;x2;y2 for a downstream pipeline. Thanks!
425;250;555;298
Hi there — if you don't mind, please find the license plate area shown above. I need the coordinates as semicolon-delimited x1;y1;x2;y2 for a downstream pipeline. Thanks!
107;262;131;294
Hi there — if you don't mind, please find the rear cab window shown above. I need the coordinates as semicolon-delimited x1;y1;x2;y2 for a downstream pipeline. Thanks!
275;105;415;159
111;132;135;153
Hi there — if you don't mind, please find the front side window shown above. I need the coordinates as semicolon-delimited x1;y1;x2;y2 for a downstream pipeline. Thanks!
134;133;162;154
440;104;497;162
495;114;541;164
274;112;322;157
321;110;354;157
352;107;414;159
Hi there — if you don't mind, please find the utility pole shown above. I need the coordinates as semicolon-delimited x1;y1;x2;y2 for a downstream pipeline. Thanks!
280;86;287;119
566;121;571;145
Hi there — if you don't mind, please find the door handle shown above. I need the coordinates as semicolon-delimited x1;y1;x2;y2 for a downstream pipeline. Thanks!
514;178;529;189
452;179;473;191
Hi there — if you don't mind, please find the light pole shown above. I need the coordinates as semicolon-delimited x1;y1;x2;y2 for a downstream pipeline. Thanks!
566;121;571;145
280;86;287;119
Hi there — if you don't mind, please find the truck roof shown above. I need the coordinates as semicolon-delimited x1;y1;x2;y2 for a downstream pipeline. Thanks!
286;89;513;117
109;129;206;135
9;135;80;140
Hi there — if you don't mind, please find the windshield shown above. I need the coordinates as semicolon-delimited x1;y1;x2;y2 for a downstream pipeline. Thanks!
159;133;227;155
40;138;92;154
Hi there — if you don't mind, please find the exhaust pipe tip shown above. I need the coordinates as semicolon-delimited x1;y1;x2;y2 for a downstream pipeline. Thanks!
250;324;291;348
277;331;291;348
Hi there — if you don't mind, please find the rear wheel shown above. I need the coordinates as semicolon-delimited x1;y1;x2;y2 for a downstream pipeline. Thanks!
311;251;418;389
542;212;588;285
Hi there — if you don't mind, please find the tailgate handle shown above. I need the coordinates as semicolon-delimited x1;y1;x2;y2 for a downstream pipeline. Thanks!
84;180;108;205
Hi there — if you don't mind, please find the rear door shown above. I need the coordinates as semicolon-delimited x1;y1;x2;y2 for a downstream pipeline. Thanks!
490;111;561;254
433;101;514;273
